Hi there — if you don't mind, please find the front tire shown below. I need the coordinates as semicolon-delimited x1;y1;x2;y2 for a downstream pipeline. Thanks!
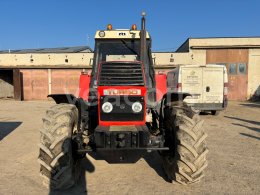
38;104;80;190
162;102;208;184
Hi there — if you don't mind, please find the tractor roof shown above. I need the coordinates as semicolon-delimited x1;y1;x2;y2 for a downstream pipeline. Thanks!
95;30;150;39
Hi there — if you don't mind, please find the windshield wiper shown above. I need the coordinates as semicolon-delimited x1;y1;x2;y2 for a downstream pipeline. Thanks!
121;39;139;56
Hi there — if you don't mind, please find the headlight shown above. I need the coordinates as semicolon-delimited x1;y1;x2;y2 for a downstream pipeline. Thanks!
132;102;142;113
102;102;113;113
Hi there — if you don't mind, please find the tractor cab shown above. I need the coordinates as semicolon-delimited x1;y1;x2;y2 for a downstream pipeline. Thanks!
94;25;146;63
90;23;156;106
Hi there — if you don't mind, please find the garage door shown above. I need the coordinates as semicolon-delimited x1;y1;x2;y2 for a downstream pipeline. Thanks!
206;49;248;101
51;69;82;96
21;69;48;100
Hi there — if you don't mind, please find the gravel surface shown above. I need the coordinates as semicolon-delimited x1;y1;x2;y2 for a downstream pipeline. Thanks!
0;100;259;195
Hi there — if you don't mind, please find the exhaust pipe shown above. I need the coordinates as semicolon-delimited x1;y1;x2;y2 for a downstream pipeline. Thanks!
140;11;147;65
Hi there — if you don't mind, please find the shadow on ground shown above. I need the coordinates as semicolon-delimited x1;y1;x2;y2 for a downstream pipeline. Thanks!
240;133;260;141
232;123;260;133
143;151;169;182
88;150;170;182
232;123;260;141
47;151;171;194
0;121;22;140
240;103;260;108
225;116;260;126
49;156;95;195
225;115;260;141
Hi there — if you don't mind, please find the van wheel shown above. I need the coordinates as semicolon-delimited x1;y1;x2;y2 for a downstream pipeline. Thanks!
211;110;220;116
161;102;208;184
38;104;81;190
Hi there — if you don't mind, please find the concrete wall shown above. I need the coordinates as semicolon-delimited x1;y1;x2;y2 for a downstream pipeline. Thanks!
152;52;191;65
248;49;260;99
152;50;206;66
0;53;94;68
189;38;260;48
190;50;206;65
0;52;189;69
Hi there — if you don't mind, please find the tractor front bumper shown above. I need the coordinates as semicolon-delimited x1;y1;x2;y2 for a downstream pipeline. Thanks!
93;125;167;151
81;125;168;163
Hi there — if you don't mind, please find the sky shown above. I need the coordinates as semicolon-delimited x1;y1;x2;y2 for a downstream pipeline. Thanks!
0;0;259;51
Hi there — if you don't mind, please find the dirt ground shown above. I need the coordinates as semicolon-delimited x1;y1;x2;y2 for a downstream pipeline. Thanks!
0;100;259;195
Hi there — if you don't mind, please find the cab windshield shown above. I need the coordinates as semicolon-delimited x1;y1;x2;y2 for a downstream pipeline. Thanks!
94;39;141;65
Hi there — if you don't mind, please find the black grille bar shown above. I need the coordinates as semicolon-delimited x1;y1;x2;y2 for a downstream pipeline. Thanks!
99;62;144;86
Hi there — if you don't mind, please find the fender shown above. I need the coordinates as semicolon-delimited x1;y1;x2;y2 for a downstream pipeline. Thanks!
47;94;89;119
48;94;91;133
158;92;191;123
47;94;78;104
155;92;191;113
163;92;191;104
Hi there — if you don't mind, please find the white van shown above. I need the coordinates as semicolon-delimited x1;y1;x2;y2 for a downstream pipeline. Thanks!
167;64;228;115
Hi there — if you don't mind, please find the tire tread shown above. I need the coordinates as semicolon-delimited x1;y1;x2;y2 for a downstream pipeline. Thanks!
162;103;208;184
38;103;79;190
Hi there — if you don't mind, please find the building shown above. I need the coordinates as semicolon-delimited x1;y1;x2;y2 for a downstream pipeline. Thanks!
0;46;93;100
153;37;260;100
0;37;260;101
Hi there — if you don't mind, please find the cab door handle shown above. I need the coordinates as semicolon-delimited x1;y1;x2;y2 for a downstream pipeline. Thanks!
206;86;210;92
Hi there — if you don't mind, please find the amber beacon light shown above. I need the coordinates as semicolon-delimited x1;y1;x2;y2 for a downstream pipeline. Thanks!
131;24;137;30
107;24;113;30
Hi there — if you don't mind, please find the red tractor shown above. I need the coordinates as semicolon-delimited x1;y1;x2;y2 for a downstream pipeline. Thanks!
38;13;208;189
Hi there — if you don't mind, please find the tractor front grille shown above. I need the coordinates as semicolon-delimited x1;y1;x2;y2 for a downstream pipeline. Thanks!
98;62;144;86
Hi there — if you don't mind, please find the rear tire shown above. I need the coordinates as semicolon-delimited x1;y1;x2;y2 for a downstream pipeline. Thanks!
162;102;208;184
38;104;80;190
211;110;220;116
